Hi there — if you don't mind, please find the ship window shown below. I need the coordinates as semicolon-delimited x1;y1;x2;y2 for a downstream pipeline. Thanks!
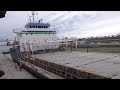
38;26;40;28
33;26;35;28
30;26;32;28
41;26;43;28
36;26;38;28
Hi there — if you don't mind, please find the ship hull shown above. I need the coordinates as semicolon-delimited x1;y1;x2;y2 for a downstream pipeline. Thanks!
10;46;60;79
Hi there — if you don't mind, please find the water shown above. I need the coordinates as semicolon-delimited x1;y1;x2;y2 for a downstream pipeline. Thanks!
0;42;12;52
0;42;6;46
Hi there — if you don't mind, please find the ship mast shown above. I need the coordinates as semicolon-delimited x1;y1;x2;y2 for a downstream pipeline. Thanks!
32;11;35;22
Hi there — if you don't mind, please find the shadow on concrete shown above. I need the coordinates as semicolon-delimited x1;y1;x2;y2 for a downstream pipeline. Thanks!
0;70;5;77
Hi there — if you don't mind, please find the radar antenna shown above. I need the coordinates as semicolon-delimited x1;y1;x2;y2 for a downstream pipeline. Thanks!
32;11;35;22
31;11;38;22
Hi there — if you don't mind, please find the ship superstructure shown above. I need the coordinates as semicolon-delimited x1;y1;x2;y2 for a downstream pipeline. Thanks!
13;11;60;52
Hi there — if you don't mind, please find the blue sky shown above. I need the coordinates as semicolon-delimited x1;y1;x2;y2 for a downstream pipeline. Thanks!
0;11;120;40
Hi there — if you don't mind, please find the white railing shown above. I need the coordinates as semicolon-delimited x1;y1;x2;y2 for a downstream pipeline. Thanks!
13;28;25;33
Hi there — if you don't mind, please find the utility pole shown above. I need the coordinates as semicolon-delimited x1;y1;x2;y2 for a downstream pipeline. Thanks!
87;39;89;53
75;38;78;51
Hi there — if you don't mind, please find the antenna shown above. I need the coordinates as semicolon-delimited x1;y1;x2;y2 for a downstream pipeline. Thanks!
32;11;35;22
31;11;38;22
28;15;32;23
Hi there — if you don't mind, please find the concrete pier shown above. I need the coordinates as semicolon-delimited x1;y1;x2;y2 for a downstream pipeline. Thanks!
0;53;36;79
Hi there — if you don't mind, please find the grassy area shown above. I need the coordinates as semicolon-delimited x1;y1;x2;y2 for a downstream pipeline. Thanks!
71;47;120;53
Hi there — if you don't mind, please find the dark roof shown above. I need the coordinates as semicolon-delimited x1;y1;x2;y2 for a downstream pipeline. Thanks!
0;11;6;18
25;22;50;27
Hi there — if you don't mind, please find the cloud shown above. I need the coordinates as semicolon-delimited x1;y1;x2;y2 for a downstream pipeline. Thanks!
55;11;120;37
0;11;120;39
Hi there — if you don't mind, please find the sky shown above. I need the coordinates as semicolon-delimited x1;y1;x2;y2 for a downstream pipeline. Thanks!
0;11;120;40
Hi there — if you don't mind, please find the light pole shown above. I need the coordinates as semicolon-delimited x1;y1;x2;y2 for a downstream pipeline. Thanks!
75;38;78;51
87;38;89;53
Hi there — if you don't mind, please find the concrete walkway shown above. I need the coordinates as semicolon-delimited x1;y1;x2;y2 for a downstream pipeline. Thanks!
0;53;37;79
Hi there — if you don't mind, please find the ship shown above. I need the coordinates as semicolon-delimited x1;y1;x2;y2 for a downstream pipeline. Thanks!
13;11;61;53
8;12;120;79
10;11;74;79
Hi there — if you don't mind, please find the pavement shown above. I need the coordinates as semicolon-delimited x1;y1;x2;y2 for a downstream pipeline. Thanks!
0;53;37;79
